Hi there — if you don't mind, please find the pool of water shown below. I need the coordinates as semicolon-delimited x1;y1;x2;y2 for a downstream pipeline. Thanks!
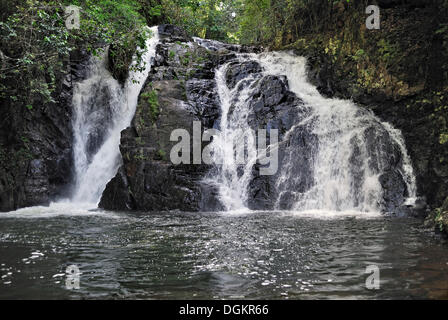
0;207;447;299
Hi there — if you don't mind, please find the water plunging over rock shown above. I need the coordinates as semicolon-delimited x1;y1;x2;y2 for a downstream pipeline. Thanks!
71;26;159;205
205;51;416;213
99;26;230;211
99;28;417;215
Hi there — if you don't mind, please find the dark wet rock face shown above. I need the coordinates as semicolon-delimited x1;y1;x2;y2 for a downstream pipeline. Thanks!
225;61;262;89
186;79;221;129
79;81;116;161
158;24;191;42
356;122;410;214
99;27;285;212
100;27;413;214
250;83;315;210
0;49;90;211
193;37;263;54
100;78;221;211
99;28;231;212
231;70;317;210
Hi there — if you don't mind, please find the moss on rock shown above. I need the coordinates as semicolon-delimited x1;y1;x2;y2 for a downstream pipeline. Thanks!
278;3;448;210
425;197;448;235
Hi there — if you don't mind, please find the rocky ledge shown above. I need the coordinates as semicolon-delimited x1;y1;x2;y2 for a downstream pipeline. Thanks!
99;25;413;214
0;49;90;211
99;25;244;211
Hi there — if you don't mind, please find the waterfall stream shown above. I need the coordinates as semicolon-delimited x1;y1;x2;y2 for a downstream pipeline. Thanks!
209;59;259;210
54;31;416;213
2;26;446;302
70;26;159;205
258;52;417;212
203;46;417;213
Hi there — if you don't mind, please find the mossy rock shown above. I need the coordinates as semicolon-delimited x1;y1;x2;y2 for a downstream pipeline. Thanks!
108;41;136;84
425;196;448;234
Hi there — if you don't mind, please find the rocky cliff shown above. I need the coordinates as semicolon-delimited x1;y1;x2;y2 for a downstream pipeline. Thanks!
278;2;448;213
99;25;230;211
2;17;444;219
0;50;90;211
100;25;415;214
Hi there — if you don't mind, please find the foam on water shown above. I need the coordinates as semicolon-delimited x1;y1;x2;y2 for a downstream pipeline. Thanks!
0;202;121;219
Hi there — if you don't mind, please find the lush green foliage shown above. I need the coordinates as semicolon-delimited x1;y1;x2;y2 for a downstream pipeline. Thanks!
236;0;353;45
147;0;241;42
0;0;149;108
2;0;447;112
141;89;159;121
1;1;69;106
0;0;243;109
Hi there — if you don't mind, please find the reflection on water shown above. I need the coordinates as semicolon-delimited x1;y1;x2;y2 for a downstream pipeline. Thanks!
0;210;447;299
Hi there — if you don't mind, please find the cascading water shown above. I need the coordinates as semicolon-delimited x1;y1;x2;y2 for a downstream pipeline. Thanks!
257;52;417;212
200;42;417;213
208;60;259;210
71;26;159;205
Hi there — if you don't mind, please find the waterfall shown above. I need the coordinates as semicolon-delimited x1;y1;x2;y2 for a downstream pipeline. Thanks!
67;32;416;213
209;59;259;210
257;52;417;212
71;26;159;205
205;48;417;213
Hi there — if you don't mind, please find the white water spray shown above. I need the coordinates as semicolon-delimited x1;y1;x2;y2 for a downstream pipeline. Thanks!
203;45;417;213
207;60;259;211
256;52;417;212
71;26;159;205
